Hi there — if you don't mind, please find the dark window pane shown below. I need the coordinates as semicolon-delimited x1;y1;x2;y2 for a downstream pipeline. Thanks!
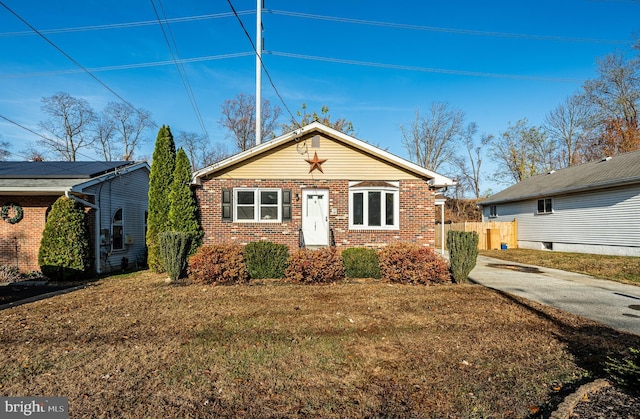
538;200;544;213
237;191;254;205
112;225;123;250
353;193;363;225
261;191;278;205
237;206;254;220
260;206;278;220
385;192;394;225
545;199;552;213
368;191;381;226
113;208;122;222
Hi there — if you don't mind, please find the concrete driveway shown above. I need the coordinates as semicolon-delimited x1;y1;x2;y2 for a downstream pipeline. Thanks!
468;255;640;336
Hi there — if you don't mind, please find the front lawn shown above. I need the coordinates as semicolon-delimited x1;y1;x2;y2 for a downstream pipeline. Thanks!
1;271;639;417
480;249;640;285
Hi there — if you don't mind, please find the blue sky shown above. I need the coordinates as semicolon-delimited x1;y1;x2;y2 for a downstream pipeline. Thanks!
1;0;638;194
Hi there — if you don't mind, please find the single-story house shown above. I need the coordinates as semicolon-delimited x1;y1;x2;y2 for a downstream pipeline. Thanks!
192;122;454;251
0;161;149;274
480;149;640;256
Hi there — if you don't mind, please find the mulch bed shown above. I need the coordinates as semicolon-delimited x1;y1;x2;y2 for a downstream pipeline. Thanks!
569;384;639;418
0;282;81;307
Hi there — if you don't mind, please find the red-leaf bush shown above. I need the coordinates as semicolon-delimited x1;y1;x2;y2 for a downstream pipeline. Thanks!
285;248;345;284
187;244;248;285
378;243;451;285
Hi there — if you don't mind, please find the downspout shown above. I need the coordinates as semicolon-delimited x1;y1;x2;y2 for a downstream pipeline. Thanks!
66;191;101;275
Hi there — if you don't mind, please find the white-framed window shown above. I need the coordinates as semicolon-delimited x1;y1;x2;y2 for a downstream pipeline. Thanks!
112;208;124;251
537;198;553;214
234;188;281;222
349;181;399;230
489;205;498;218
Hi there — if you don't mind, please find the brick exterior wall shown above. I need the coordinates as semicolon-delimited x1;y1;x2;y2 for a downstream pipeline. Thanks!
195;178;436;251
0;195;96;274
0;196;58;272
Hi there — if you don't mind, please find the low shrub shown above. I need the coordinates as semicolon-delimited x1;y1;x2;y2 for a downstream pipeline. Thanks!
285;248;345;284
0;265;20;283
378;243;451;285
187;244;248;285
159;231;194;283
244;241;289;279
342;247;381;279
447;231;479;284
606;347;640;394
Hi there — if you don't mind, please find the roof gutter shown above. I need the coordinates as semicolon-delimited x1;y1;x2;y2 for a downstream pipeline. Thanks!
65;191;101;275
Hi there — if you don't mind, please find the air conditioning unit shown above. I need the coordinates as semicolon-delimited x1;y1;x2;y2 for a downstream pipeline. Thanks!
124;235;134;245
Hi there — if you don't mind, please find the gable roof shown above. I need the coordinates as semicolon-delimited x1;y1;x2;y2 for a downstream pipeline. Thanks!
0;161;149;195
192;121;454;188
481;149;640;205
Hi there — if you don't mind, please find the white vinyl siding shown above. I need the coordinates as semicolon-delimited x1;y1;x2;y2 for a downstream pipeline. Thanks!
485;184;640;248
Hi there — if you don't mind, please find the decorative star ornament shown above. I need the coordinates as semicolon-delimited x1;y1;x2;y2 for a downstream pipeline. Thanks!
305;151;327;173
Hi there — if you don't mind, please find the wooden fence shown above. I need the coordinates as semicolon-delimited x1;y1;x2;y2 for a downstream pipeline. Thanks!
435;220;518;250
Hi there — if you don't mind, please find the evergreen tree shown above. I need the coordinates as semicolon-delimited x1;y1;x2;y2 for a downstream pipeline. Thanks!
38;196;91;280
146;125;176;272
168;148;202;252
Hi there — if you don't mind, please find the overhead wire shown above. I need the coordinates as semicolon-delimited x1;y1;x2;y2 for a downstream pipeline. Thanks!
150;0;209;140
226;0;300;128
267;9;630;45
0;1;159;129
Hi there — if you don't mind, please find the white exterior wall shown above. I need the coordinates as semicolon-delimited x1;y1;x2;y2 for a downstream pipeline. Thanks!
85;168;149;272
482;184;640;256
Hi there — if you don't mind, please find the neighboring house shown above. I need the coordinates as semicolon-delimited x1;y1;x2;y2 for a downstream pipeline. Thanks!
480;150;640;256
0;161;150;274
192;122;454;251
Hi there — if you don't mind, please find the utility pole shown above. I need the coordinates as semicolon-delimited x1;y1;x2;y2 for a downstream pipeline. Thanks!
255;0;262;145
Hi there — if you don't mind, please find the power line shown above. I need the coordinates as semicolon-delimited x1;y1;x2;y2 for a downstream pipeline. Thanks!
226;0;299;127
0;52;254;79
0;1;159;129
267;9;631;45
0;11;253;37
268;51;583;83
150;0;209;140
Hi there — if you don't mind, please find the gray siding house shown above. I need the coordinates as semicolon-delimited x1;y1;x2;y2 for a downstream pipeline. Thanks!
480;150;640;256
0;161;149;274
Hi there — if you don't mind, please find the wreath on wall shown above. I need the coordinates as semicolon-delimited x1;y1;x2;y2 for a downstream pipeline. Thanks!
1;202;24;224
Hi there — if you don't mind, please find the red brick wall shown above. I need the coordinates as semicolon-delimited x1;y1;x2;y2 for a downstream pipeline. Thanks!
195;178;436;251
0;196;58;273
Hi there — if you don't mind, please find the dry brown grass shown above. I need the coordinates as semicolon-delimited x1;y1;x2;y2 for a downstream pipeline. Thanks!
2;271;639;417
480;249;640;285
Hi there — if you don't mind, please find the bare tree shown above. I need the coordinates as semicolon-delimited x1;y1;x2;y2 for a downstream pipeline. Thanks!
103;102;153;161
452;123;488;199
0;136;9;160
400;102;465;172
38;92;96;161
176;131;230;171
219;93;282;152
93;114;116;161
281;103;355;136
544;94;595;167
488;119;550;185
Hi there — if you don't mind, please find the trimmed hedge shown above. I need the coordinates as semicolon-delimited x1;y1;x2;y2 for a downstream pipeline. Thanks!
447;231;479;284
187;244;248;285
285;248;345;284
378;243;450;285
159;231;194;283
244;241;289;279
342;247;381;279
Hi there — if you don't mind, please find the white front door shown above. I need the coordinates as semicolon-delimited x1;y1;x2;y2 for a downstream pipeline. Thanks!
302;189;329;247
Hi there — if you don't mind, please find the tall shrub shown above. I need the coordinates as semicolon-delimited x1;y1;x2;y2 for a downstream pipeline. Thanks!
447;231;479;284
168;148;202;254
244;241;289;279
159;231;193;283
38;196;91;281
146;125;176;272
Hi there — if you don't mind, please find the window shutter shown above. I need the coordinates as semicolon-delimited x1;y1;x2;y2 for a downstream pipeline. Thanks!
222;189;233;222
282;189;291;222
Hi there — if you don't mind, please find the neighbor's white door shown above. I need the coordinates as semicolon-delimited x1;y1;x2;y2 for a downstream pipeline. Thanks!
302;189;329;247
